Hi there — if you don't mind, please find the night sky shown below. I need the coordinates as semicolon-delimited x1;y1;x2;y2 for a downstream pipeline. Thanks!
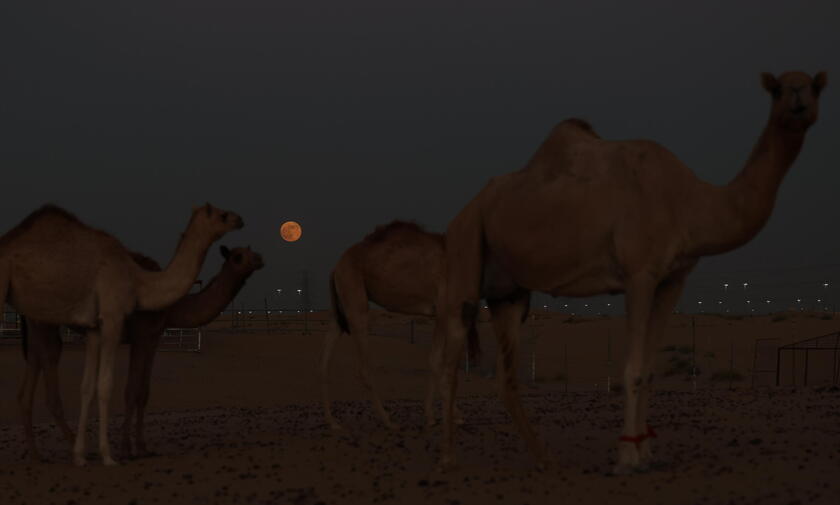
2;1;838;314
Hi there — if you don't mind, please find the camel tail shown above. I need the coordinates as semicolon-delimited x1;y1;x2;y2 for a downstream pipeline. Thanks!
20;316;28;360
329;272;349;334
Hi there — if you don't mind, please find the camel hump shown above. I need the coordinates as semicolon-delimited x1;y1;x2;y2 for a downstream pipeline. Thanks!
552;118;600;139
129;252;162;272
0;204;84;250
362;220;443;244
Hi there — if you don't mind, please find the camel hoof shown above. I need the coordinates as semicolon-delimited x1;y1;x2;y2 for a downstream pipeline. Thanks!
102;456;119;467
611;461;651;475
534;455;552;472
425;416;442;429
73;455;87;467
611;463;635;476
435;455;458;473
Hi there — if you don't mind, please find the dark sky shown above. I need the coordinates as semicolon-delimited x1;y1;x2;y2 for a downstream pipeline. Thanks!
1;1;838;315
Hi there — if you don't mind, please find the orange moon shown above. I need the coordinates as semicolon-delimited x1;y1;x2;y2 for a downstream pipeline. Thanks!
280;221;302;242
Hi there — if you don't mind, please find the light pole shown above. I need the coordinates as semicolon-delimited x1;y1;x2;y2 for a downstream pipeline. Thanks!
743;282;749;316
723;283;729;312
823;282;830;312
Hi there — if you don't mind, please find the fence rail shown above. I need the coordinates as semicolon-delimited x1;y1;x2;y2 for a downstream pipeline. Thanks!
776;332;840;387
0;311;203;352
6;306;840;389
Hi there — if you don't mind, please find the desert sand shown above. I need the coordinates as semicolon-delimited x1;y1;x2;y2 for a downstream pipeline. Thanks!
1;311;839;504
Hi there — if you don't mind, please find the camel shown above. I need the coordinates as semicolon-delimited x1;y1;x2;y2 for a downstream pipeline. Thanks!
17;245;263;461
437;71;827;473
0;203;243;465
322;221;479;431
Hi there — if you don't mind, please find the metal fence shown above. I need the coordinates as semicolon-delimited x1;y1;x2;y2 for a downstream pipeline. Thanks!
0;311;203;352
359;311;840;392
206;308;330;335
776;332;840;387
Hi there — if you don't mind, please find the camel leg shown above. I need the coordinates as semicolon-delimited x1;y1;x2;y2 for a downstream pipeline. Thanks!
134;337;160;457
636;272;689;466
43;332;74;445
350;319;395;430
18;350;42;462
488;292;547;466
615;276;656;474
319;324;344;431
74;329;101;467
423;345;440;428
96;319;122;466
121;339;146;457
437;309;469;470
425;322;465;428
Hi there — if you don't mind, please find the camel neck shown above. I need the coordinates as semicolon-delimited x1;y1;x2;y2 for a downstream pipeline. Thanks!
164;265;249;328
687;118;805;256
135;223;216;311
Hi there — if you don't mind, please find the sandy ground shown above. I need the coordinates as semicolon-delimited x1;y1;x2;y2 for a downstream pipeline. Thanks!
1;313;839;504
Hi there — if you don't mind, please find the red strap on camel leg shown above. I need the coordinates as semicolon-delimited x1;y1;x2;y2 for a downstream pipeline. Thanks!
619;434;644;448
619;426;656;448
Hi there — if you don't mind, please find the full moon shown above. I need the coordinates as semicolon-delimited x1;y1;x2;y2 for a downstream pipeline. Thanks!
280;221;302;242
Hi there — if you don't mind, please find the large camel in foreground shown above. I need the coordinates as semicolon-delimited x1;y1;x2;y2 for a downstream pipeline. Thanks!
437;71;826;473
18;245;263;461
322;221;479;431
0;203;243;465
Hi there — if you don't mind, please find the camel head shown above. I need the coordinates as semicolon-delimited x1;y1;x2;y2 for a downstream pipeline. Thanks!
220;245;264;276
189;203;245;240
762;70;827;132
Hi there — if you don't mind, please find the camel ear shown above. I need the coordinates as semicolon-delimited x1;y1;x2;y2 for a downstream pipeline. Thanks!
220;245;230;259
761;72;781;98
813;71;827;97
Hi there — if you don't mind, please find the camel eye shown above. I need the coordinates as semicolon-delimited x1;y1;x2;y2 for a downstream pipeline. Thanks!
234;254;242;264
221;212;229;221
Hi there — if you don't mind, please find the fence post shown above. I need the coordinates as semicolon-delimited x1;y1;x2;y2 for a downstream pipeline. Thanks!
606;328;612;393
776;347;781;386
410;319;415;344
531;314;537;384
565;341;569;393
691;316;697;391
804;349;810;386
729;333;735;390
